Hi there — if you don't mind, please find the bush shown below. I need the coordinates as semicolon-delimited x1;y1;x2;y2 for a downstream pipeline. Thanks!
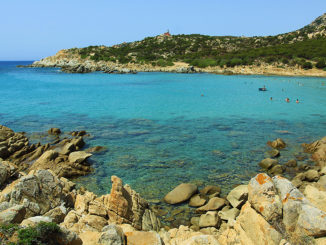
316;59;326;69
18;222;61;245
302;62;313;69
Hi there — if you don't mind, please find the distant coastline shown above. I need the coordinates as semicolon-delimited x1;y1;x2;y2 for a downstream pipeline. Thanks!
23;57;326;78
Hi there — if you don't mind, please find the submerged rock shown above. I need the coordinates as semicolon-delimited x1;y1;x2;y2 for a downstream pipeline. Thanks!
267;138;286;149
164;183;197;205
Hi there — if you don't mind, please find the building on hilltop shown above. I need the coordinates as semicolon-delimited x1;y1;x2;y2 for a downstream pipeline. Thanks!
163;30;171;36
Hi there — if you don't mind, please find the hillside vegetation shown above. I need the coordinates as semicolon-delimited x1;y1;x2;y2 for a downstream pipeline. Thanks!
62;13;326;70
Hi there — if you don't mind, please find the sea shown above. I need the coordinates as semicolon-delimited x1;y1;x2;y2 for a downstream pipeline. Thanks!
1;61;326;208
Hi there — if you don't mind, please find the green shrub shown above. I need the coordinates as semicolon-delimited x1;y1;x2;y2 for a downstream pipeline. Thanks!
302;62;313;69
316;59;326;69
17;222;61;245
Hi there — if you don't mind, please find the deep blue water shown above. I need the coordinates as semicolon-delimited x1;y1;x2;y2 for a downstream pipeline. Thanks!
1;61;326;200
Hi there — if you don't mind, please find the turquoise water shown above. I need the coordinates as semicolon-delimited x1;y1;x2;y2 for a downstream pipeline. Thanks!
1;61;326;200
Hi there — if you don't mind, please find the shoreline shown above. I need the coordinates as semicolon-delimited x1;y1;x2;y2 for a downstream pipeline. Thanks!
21;56;326;78
1;124;326;244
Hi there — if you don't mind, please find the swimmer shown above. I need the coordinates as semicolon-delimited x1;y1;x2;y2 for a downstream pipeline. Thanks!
201;94;204;97
270;97;273;101
296;99;299;103
285;98;290;103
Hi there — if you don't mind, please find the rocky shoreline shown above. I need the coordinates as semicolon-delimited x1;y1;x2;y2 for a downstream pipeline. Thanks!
18;51;326;77
1;125;326;244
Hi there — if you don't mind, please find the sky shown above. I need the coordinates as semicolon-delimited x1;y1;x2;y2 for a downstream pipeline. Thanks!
0;0;325;60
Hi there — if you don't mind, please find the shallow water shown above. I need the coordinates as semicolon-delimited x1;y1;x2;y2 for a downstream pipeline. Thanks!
1;61;326;202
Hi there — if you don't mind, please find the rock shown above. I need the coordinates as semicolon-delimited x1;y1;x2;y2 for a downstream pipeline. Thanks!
236;202;282;245
268;149;280;158
269;164;284;175
70;137;85;149
303;136;326;167
164;183;197;204
85;146;107;154
106;176;160;230
44;206;67;223
196;197;225;212
259;158;278;170
318;175;326;188
267;138;286;149
285;159;297;168
98;224;126;245
226;185;248;208
189;194;206;207
48;128;61;135
190;216;200;226
320;166;326;175
0;161;17;186
0;147;10;159
273;176;326;237
68;151;92;164
303;185;326;212
125;231;162;245
181;235;220;245
20;215;53;227
58;227;83;245
0;205;26;224
141;209;161;232
30;149;92;178
248;173;282;221
304;169;319;182
198;211;221;228
79;214;108;231
218;208;240;221
89;200;107;218
71;130;87;137
0;169;70;217
79;231;102;245
199;185;221;197
74;191;96;214
61;143;75;155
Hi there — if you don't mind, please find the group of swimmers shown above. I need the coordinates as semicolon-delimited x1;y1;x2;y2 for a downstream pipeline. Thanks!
270;97;299;103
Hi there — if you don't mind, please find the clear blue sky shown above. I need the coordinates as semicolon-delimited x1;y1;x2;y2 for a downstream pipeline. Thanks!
1;0;325;60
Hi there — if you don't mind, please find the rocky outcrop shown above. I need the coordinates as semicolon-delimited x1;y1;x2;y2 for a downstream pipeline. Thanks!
303;136;326;167
0;169;73;218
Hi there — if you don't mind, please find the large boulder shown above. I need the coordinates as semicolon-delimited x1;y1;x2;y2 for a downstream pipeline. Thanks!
236;202;282;245
164;183;197;204
273;176;326;237
0;169;72;218
105;176;160;231
248;173;282;221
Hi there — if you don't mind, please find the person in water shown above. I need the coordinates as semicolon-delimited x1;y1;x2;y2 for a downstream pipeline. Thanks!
270;97;273;101
285;98;290;103
296;99;299;103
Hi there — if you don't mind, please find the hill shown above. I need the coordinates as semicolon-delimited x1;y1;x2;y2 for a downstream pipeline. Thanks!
31;13;326;75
